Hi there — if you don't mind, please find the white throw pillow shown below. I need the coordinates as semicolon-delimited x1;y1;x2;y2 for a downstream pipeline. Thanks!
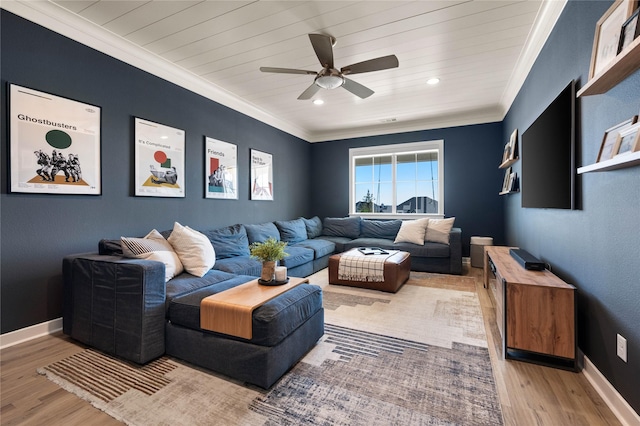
425;217;456;245
121;229;184;282
167;222;216;277
394;218;430;245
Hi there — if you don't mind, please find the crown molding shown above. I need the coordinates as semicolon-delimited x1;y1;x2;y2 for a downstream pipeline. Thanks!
498;0;568;119
1;0;312;141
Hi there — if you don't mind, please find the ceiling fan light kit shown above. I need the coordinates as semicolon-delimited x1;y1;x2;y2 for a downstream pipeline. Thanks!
260;33;398;100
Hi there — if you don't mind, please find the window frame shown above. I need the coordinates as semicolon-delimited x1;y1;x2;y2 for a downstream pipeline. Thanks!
349;140;444;219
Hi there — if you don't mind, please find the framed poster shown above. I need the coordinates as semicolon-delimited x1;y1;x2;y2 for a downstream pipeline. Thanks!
9;83;101;195
205;137;238;199
134;117;185;197
250;149;273;201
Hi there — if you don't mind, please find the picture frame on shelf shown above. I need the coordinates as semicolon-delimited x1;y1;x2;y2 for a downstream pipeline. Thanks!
618;7;640;53
9;83;102;195
250;149;273;201
589;0;636;79
501;167;512;193
134;117;185;198
205;137;238;199
501;143;512;165
508;129;518;160
613;123;640;156
597;115;638;162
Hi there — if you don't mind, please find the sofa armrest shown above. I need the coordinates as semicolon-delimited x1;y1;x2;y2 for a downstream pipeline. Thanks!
63;253;166;363
449;228;463;275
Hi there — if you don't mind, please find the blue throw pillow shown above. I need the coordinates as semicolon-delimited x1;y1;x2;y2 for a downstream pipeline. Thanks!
301;216;323;239
361;219;402;239
202;224;250;259
275;218;308;244
322;216;361;239
244;222;281;244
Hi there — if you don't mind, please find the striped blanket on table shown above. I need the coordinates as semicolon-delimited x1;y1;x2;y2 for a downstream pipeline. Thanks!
338;250;397;282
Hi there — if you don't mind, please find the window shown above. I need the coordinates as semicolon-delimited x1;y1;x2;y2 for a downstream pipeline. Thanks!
349;140;444;217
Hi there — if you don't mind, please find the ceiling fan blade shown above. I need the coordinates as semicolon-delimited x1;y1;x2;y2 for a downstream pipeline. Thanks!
297;83;321;100
342;78;374;99
260;67;317;75
341;55;399;75
308;34;334;69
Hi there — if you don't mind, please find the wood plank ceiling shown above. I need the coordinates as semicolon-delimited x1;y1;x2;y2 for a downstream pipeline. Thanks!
47;0;563;142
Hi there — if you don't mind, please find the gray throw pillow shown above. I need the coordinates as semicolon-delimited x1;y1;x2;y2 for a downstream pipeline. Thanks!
301;216;323;239
202;224;250;259
244;222;281;244
275;218;308;244
322;216;361;239
360;219;402;239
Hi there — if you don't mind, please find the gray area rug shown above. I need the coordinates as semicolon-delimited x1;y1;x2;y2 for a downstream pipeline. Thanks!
39;276;504;425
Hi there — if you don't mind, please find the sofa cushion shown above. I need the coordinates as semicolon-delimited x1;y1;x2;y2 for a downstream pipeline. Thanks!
167;222;216;277
425;217;456;245
278;246;314;269
394;218;429;245
301;216;323;239
244;222;280;244
166;269;238;302
361;219;402;239
121;229;184;282
202;224;250;259
99;239;124;256
293;238;336;259
168;281;322;346
275;218;307;244
322;216;361;239
213;256;261;276
316;235;353;253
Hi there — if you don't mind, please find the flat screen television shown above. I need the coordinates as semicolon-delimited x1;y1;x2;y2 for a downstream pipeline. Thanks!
521;80;575;209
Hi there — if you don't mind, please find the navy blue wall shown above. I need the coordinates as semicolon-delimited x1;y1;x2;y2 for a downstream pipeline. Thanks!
309;122;506;256
0;11;311;334
503;0;640;412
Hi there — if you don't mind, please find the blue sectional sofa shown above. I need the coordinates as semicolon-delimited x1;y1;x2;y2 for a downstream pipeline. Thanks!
63;215;461;388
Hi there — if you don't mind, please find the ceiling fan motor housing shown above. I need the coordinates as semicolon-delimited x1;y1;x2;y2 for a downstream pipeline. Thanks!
315;68;345;89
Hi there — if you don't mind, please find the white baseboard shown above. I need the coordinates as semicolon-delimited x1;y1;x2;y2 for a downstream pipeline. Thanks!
582;355;640;426
0;318;63;350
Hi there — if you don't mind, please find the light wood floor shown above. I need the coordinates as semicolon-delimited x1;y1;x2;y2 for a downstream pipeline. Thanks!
0;263;622;425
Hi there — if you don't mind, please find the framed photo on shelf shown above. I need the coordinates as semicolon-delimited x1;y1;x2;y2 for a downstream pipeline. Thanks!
613;123;640;156
501;167;512;193
250;149;273;201
508;129;518;160
589;0;636;79
618;7;640;53
9;83;102;195
205;137;238;199
134;117;185;197
597;116;638;162
501;143;512;165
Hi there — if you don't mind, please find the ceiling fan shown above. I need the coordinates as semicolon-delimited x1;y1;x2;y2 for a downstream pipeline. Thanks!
260;34;399;100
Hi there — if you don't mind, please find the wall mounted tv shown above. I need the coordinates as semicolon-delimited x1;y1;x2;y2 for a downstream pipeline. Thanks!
521;80;575;209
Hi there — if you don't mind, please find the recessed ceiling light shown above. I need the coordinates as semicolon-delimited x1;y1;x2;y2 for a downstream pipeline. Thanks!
427;78;440;85
313;99;324;105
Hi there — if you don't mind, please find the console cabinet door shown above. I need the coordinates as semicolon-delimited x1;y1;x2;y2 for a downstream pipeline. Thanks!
506;283;575;359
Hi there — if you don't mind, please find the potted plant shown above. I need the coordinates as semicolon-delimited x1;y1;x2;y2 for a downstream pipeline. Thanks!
249;237;289;282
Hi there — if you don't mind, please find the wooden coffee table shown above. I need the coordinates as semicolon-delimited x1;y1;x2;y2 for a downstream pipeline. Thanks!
328;249;411;293
200;277;309;339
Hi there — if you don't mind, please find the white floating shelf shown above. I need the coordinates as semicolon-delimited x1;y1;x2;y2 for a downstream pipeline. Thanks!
577;151;640;174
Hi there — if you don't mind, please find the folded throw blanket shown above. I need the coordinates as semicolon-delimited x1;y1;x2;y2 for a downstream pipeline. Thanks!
338;250;396;282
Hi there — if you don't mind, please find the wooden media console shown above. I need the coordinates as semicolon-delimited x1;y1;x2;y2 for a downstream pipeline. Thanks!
484;246;578;371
